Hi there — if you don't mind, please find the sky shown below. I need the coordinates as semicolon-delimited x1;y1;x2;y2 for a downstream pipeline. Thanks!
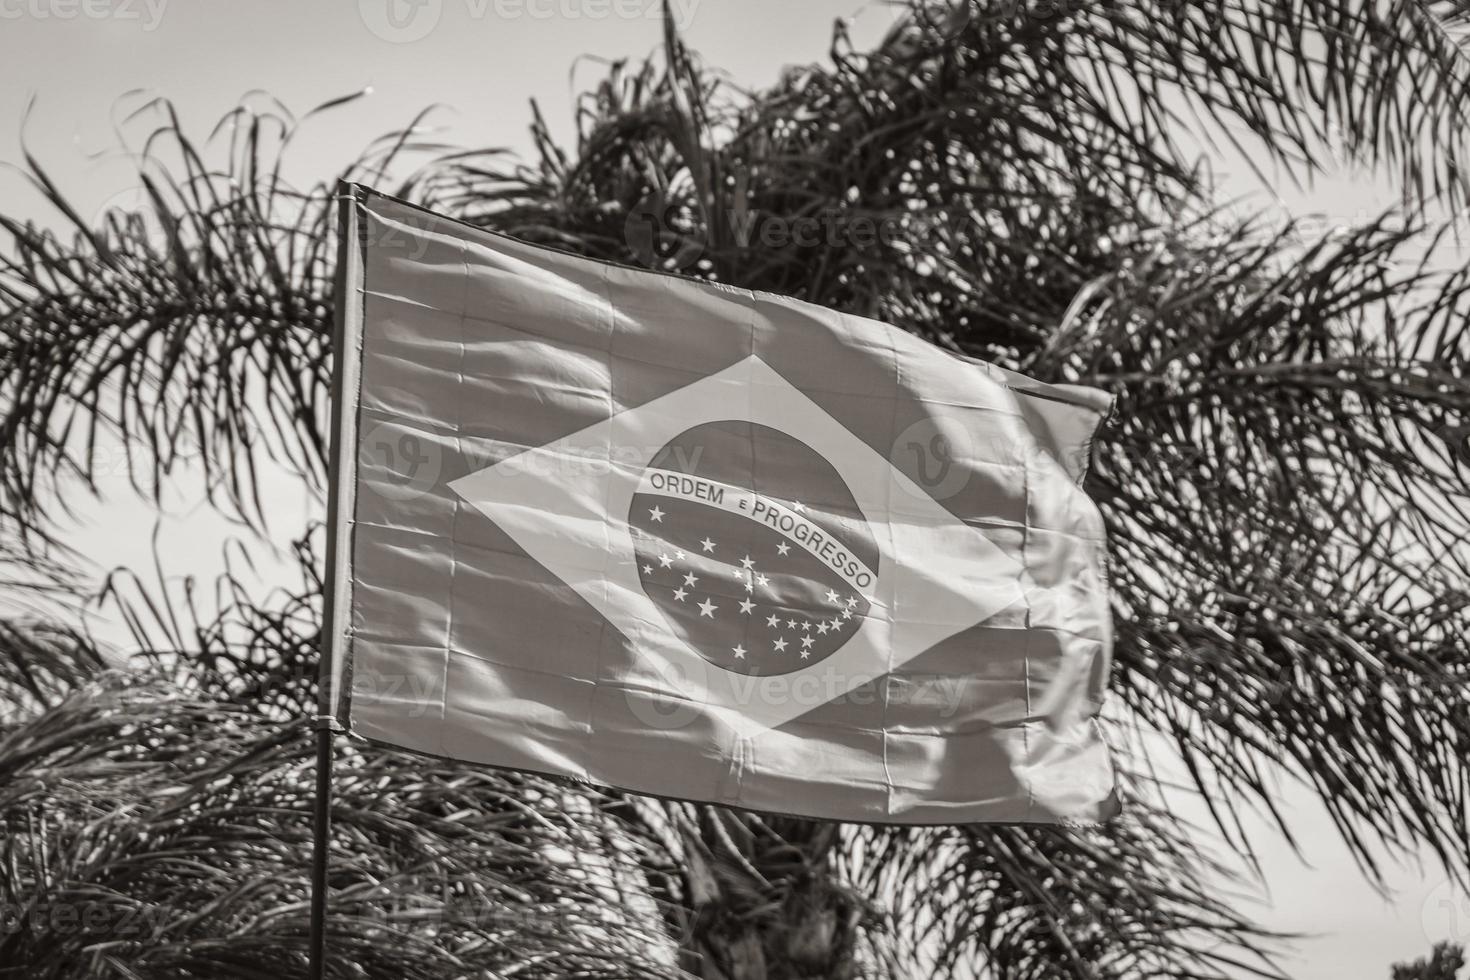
0;2;1466;978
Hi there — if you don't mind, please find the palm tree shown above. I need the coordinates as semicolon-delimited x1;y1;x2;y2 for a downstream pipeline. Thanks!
2;1;1469;977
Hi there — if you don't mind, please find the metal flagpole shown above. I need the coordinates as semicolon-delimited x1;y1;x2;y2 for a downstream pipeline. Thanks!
309;180;363;980
307;722;334;979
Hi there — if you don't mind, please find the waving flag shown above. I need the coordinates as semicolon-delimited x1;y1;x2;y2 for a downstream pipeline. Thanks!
320;184;1120;824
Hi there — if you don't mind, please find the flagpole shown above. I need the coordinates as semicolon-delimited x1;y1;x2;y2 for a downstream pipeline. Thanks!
309;180;362;980
307;721;333;980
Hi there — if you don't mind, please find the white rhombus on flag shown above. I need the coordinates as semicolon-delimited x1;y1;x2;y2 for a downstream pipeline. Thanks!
449;355;1024;736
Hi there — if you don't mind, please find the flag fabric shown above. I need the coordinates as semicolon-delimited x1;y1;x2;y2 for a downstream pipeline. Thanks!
320;183;1120;825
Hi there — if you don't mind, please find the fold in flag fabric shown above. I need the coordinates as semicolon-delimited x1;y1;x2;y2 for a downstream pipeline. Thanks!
320;184;1121;825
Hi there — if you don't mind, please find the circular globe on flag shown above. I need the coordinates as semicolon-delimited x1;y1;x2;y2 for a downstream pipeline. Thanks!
628;421;877;676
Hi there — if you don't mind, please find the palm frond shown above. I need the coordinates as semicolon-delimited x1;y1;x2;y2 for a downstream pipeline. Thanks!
0;670;683;979
0;93;447;533
0;619;104;722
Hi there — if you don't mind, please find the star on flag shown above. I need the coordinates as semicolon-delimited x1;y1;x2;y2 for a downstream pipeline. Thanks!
616;516;879;675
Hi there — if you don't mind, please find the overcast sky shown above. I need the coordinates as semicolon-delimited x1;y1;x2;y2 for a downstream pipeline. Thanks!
0;2;1465;977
